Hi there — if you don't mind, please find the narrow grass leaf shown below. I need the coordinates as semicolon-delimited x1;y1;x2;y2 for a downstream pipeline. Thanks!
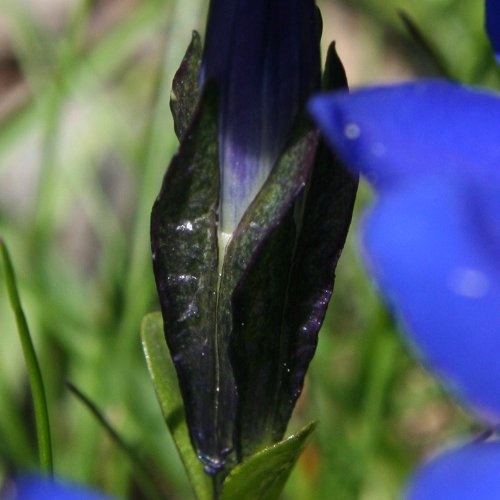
66;381;166;500
398;10;454;80
0;239;53;475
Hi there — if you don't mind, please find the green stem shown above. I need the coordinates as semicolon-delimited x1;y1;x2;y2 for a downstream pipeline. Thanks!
66;381;168;500
0;239;53;475
212;473;224;500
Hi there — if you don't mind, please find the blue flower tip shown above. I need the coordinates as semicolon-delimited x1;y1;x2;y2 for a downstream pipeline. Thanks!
5;476;116;500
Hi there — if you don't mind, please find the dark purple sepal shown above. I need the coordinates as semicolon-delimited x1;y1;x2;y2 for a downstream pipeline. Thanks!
223;115;319;459
274;42;358;436
322;42;348;91
170;31;202;140
151;84;235;475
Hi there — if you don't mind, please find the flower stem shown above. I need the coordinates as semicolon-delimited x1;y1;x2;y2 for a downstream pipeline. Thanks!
0;239;53;476
212;472;224;500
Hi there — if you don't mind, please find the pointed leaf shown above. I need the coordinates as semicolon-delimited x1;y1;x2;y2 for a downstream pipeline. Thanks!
141;312;212;500
220;421;317;500
170;31;202;139
150;86;232;474
322;42;348;91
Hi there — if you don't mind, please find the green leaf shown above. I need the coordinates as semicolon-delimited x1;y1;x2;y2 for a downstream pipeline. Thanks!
141;312;212;500
220;421;317;500
170;31;203;139
0;239;53;476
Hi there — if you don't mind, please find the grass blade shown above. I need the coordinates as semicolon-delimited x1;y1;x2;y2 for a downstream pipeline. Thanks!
0;239;53;475
398;10;454;80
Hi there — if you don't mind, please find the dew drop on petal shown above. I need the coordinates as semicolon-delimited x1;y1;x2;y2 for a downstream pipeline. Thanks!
344;123;361;139
448;267;490;298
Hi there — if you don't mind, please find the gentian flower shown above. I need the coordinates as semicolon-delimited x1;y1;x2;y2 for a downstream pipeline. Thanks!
201;0;321;236
4;476;115;500
308;1;500;497
406;442;500;499
310;79;500;422
151;0;357;478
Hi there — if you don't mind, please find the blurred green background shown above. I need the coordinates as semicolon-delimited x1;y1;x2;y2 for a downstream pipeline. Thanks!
0;0;496;498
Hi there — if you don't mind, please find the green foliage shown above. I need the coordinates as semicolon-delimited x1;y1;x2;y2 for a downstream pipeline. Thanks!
221;422;317;500
335;0;500;86
0;0;208;495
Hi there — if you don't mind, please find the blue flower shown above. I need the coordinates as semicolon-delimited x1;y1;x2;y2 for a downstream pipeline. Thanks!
406;441;500;499
4;476;115;500
308;2;500;497
201;0;321;235
310;79;500;422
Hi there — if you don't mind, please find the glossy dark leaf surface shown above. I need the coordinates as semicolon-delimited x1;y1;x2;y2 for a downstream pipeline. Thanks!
151;36;356;477
150;86;233;474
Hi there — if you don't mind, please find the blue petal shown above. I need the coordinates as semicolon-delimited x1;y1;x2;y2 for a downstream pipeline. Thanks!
406;442;500;500
308;81;500;188
202;0;321;233
362;174;500;420
6;476;116;500
486;0;500;62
